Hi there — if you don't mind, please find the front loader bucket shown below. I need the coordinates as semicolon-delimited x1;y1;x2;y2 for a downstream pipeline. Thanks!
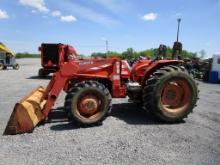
4;86;47;135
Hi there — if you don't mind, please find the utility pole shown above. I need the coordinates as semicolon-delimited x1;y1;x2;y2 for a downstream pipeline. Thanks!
105;40;109;54
177;18;181;42
101;37;109;56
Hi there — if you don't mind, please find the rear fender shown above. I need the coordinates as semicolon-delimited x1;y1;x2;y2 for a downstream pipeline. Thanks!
141;60;182;86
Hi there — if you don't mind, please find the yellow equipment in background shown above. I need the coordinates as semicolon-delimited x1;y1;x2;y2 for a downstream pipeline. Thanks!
0;42;15;56
0;42;19;70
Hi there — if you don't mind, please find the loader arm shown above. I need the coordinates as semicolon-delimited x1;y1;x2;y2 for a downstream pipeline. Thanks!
42;62;79;117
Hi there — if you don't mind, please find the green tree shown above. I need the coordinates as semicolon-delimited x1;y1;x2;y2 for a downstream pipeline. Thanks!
122;48;135;59
90;47;198;60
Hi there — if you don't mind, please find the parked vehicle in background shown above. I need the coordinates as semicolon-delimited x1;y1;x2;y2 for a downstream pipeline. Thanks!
38;43;77;77
211;54;220;79
0;42;19;70
202;54;220;83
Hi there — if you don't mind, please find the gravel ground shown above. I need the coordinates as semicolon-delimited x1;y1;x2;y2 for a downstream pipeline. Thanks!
0;58;220;165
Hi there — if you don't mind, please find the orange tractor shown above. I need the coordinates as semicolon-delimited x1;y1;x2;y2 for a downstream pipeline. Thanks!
4;43;198;135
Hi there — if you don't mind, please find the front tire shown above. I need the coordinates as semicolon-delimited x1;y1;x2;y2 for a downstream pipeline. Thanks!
143;65;198;123
64;81;112;126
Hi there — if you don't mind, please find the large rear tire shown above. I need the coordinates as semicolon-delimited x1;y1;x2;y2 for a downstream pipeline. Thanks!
64;81;112;126
143;65;198;123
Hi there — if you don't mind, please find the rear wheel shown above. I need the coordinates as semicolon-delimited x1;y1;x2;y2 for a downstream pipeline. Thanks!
64;81;112;126
143;65;198;123
0;64;4;70
13;63;19;70
38;68;48;78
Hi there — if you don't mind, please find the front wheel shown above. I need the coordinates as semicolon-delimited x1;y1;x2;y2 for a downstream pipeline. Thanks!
64;81;112;126
143;65;198;123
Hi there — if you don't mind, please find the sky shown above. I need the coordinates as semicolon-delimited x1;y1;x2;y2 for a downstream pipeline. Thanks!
0;0;220;57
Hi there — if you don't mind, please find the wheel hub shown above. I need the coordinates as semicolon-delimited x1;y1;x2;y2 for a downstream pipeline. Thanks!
162;82;183;107
81;98;98;111
166;90;176;100
161;80;191;112
78;95;99;116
